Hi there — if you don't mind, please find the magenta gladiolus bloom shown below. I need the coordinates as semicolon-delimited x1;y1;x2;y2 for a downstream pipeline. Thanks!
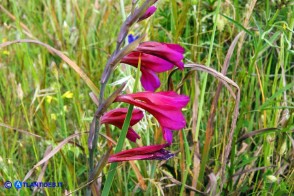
136;42;185;70
138;6;157;21
121;51;174;91
108;143;173;162
121;42;184;91
115;91;189;144
100;108;144;142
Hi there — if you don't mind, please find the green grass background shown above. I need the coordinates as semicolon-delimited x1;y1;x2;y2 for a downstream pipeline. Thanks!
0;0;293;195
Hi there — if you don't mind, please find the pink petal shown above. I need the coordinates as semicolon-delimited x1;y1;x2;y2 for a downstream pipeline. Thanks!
100;108;143;143
112;144;168;157
162;128;173;144
101;108;143;127
115;92;189;130
108;150;173;162
126;127;141;142
166;43;185;53
108;143;174;162
108;154;155;162
121;52;174;73
140;67;160;91
126;91;190;109
136;42;184;70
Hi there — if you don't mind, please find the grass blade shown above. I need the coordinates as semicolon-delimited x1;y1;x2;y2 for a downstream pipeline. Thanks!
0;39;100;96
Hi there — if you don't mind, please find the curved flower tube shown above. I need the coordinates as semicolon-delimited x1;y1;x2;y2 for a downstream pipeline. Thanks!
100;108;144;142
108;143;173;162
115;91;189;144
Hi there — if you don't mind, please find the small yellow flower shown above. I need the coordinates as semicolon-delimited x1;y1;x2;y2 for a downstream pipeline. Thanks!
62;91;73;99
2;50;10;55
63;105;68;112
1;38;10;55
51;113;57;120
283;23;287;30
46;96;54;103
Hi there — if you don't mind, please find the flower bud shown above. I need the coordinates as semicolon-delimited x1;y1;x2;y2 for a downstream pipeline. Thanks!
138;6;157;21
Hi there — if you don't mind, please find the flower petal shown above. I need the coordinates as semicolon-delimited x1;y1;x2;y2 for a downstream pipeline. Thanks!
121;52;174;72
136;42;184;70
108;144;174;162
125;91;190;109
140;67;160;91
126;127;141;142
115;92;189;130
101;108;143;127
100;108;143;143
162;128;173;144
166;43;185;53
112;144;168;157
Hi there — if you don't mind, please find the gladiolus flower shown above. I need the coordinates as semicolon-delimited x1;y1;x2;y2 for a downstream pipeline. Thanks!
136;42;185;70
121;51;174;91
121;42;184;91
101;108;144;142
115;91;189;144
138;6;157;21
108;143;174;162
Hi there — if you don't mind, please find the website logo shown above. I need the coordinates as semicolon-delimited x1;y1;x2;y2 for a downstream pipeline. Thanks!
4;181;12;189
14;180;23;190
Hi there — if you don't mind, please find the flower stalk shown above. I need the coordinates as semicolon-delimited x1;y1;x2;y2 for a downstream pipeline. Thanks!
101;52;142;196
87;1;189;195
87;2;156;191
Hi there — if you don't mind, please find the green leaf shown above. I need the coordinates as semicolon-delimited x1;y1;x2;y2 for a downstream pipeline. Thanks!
220;14;254;36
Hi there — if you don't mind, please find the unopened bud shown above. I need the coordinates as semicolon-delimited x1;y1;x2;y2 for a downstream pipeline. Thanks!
138;6;157;21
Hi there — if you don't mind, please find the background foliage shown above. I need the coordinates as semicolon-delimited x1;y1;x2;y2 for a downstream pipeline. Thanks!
0;0;293;195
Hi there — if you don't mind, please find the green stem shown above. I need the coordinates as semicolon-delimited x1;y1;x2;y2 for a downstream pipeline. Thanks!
120;0;126;21
196;0;221;188
101;105;134;196
180;130;191;195
102;54;142;196
86;84;106;196
146;162;157;195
